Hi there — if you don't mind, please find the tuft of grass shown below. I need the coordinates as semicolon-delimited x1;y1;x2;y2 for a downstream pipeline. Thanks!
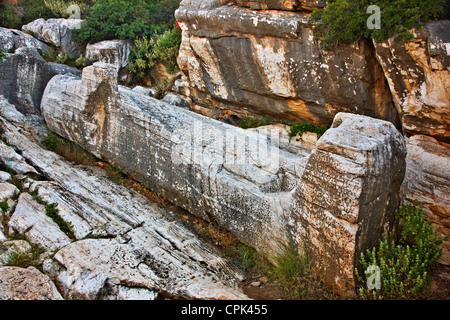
43;131;97;166
4;241;46;269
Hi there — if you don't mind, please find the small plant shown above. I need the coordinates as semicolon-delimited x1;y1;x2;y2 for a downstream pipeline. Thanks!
75;54;86;69
44;202;75;240
0;198;9;213
0;50;6;61
355;201;445;300
235;116;273;129
56;52;68;64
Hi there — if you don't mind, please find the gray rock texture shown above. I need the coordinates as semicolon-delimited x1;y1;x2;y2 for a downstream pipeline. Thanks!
41;63;406;294
0;46;80;115
0;27;49;54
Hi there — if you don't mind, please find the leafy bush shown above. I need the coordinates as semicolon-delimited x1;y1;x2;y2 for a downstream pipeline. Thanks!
309;0;448;47
129;28;181;78
355;201;445;300
73;0;180;43
0;50;6;61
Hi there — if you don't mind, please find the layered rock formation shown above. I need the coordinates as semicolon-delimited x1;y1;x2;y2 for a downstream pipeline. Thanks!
175;0;400;128
41;62;406;294
0;96;248;300
0;47;80;115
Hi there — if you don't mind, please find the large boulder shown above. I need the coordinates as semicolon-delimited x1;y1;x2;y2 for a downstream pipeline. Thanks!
41;63;406;294
22;18;85;58
403;135;450;264
0;47;80;115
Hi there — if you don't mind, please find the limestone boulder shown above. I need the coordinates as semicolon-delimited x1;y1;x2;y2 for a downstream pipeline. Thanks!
22;18;85;58
0;27;49;54
85;40;131;70
0;266;64;300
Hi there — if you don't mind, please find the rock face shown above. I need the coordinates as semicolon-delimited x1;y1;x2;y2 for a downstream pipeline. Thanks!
0;99;248;300
174;0;400;128
22;18;85;58
0;47;80;115
374;20;450;143
0;27;49;54
41;63;406;294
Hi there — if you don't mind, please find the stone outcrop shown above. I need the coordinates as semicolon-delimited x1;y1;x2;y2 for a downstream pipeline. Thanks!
0;47;80;115
174;0;450;267
403;135;450;264
0;97;248;300
85;40;131;71
22;18;85;58
0;27;49;54
41;63;406;294
373;20;450;143
174;0;399;128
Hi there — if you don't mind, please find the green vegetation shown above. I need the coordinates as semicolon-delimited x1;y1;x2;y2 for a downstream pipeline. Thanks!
0;50;6;61
287;122;328;141
355;201;445;300
2;239;46;269
309;0;448;48
0;198;9;214
73;0;180;43
43;131;97;166
128;28;181;78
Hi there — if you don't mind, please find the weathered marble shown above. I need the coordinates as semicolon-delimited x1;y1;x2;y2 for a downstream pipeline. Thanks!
174;1;400;128
41;63;406;294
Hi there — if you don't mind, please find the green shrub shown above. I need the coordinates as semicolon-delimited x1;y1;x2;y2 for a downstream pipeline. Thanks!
129;28;182;78
73;0;180;43
287;122;328;141
355;201;445;300
0;50;6;61
309;0;447;48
